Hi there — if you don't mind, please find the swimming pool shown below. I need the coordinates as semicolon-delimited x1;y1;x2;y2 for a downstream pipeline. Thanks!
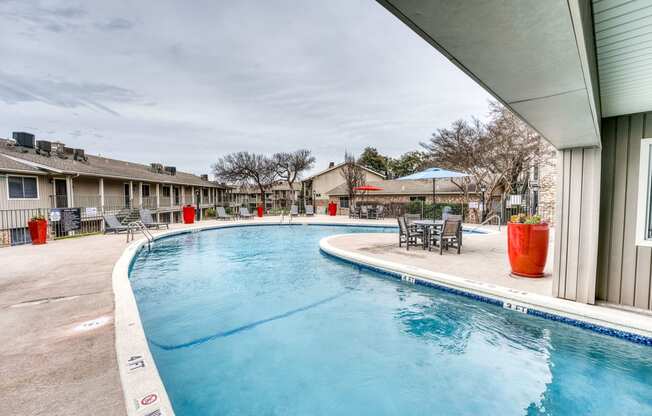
130;225;652;415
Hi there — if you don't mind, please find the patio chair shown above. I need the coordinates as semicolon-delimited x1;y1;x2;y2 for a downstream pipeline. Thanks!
398;216;424;250
404;213;422;231
290;205;299;216
349;205;360;218
216;206;232;220
103;213;129;234
444;214;463;246
360;205;369;219
305;205;315;216
139;209;169;229
375;205;385;219
429;218;462;255
239;207;254;219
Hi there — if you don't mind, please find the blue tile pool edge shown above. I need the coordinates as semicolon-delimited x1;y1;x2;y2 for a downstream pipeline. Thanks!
319;248;652;347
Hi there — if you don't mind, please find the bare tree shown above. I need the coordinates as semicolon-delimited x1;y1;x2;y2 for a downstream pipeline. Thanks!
421;101;554;216
273;149;316;203
340;151;366;205
213;152;277;208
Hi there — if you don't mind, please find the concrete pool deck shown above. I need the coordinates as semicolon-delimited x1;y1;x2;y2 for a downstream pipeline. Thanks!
325;228;554;296
2;215;652;415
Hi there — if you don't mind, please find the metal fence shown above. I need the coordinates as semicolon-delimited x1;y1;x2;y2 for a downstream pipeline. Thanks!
0;206;116;247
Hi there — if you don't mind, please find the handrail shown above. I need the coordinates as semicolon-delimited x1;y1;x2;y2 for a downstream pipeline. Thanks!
126;220;154;249
470;213;502;232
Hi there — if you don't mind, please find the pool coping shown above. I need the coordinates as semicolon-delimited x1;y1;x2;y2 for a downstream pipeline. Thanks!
319;234;652;345
112;220;407;416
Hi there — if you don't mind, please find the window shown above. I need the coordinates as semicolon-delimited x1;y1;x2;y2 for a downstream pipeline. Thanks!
340;197;350;209
637;139;652;246
8;175;38;199
203;188;209;198
162;186;171;197
142;184;150;198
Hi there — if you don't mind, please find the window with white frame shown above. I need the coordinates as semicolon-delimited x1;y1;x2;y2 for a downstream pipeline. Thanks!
7;175;38;199
636;138;652;246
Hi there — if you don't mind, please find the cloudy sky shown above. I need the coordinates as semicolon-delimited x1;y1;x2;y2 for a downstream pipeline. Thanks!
0;0;491;175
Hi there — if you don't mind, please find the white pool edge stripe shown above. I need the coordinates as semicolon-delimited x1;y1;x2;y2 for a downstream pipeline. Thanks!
319;234;652;340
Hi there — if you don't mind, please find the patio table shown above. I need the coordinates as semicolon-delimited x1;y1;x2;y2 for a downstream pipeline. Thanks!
412;220;444;249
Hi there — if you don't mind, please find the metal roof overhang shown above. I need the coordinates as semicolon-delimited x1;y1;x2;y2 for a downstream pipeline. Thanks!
377;0;602;149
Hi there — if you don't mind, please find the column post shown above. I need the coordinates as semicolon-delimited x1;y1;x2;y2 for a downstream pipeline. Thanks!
99;178;105;210
552;147;601;304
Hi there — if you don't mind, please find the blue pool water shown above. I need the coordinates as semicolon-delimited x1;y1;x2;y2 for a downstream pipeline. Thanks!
130;225;652;415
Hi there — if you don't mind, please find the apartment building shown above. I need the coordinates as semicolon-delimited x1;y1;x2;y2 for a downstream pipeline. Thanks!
0;132;227;245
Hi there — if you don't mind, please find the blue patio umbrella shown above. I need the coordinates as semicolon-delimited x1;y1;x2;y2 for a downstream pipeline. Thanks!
397;167;469;220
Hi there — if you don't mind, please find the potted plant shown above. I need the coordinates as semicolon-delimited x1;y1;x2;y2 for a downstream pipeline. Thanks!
28;214;48;245
507;214;549;278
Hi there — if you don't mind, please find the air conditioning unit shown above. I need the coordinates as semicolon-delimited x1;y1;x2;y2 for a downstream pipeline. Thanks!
36;140;52;155
164;166;177;175
73;148;86;161
200;174;209;181
150;163;164;172
12;132;35;148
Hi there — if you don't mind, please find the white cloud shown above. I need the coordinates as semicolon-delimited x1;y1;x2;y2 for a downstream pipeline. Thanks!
0;0;491;175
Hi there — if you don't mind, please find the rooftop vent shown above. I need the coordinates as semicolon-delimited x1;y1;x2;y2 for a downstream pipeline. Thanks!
12;132;35;148
164;166;177;176
150;163;164;173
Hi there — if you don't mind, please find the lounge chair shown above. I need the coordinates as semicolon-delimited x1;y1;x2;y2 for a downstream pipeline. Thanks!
139;209;169;229
305;205;315;216
429;218;462;255
290;205;299;216
398;216;424;250
239;207;254;219
103;213;129;234
216;206;232;220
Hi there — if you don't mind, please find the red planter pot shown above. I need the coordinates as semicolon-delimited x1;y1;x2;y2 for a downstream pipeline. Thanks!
507;222;549;278
28;219;48;245
328;202;337;216
257;206;264;217
183;205;195;224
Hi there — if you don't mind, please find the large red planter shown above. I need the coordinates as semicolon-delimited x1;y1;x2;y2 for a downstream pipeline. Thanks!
507;222;549;278
183;205;195;224
328;202;337;216
28;219;48;245
257;206;264;217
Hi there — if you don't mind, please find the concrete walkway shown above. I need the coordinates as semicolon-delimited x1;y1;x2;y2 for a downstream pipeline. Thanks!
0;231;128;415
0;215;395;415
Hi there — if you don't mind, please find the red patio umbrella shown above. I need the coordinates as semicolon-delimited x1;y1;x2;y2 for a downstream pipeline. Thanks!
353;185;384;191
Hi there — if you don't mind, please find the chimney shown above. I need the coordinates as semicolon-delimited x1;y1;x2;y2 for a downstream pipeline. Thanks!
328;161;335;168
